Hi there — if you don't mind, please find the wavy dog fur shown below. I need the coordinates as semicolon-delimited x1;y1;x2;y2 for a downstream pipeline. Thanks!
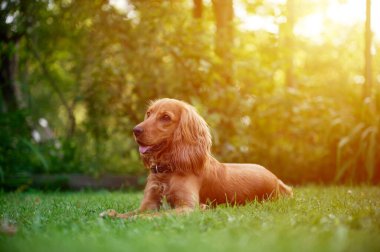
141;99;211;175
100;98;292;218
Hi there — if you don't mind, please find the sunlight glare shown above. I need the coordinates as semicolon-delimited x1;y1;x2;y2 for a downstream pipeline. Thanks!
110;0;380;43
236;0;380;42
235;1;280;34
109;0;138;22
109;0;128;12
294;13;324;43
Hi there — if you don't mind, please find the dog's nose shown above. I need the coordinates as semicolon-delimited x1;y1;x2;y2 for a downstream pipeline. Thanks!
133;126;144;136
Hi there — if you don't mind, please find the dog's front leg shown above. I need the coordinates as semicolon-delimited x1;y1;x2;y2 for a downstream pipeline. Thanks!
166;174;201;213
100;179;162;219
131;175;201;218
100;175;201;219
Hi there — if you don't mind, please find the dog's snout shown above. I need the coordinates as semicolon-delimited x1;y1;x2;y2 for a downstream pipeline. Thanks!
133;126;144;136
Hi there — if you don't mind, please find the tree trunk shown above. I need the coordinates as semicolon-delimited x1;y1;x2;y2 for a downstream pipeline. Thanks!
285;0;295;88
0;43;21;112
193;0;203;19
28;41;76;138
212;0;234;85
363;0;372;100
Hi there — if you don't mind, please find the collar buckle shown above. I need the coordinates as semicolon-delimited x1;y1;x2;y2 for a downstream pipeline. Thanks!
150;163;172;174
154;164;159;173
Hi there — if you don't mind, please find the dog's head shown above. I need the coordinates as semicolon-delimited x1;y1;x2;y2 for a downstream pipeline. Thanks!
133;98;211;173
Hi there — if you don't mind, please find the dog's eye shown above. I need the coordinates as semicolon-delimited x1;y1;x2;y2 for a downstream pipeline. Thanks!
146;111;151;118
161;114;171;121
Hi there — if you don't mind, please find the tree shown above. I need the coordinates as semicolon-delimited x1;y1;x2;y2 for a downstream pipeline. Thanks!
363;0;372;100
284;0;295;87
212;0;234;85
193;0;203;19
0;42;20;112
0;1;29;112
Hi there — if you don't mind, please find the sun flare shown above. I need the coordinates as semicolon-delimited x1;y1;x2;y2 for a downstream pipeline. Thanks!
235;0;380;41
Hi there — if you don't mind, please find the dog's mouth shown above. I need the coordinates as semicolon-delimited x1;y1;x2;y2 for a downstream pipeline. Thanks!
137;141;165;155
136;140;151;154
138;144;152;154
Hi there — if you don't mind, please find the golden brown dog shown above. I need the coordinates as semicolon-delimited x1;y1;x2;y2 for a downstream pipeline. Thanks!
101;98;292;218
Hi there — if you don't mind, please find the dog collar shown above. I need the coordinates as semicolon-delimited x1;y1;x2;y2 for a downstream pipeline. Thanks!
150;164;173;173
150;164;173;174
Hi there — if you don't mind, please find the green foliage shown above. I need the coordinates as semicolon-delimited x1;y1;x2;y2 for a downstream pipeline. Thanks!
1;187;380;252
0;111;33;179
0;0;379;183
336;109;379;183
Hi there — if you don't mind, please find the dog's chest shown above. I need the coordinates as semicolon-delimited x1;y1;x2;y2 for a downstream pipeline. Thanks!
151;175;171;197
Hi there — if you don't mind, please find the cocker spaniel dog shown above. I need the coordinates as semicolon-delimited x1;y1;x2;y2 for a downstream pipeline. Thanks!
101;98;292;219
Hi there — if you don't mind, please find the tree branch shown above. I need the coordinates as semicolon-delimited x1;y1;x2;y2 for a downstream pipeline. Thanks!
27;40;76;138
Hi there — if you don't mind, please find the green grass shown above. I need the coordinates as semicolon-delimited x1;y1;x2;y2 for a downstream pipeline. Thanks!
1;186;380;252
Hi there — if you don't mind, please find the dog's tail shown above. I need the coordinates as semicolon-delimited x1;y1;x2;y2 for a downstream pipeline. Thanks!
277;179;293;198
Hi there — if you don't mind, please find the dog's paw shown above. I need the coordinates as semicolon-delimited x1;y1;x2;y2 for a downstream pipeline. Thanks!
200;204;209;210
99;209;118;218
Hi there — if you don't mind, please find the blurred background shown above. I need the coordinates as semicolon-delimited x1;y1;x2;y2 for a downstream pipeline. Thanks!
0;0;379;190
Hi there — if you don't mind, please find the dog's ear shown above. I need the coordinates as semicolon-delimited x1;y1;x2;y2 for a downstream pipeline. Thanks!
171;104;211;174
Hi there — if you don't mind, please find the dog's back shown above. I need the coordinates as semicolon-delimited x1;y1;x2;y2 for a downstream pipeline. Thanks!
199;159;293;205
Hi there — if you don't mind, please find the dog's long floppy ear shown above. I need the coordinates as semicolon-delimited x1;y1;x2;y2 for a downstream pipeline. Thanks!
171;103;212;174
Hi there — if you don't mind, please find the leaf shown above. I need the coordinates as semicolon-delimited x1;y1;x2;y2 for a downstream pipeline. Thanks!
335;123;367;182
338;137;350;149
21;139;50;172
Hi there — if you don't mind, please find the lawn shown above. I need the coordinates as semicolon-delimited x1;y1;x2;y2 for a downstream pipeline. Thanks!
1;186;379;252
